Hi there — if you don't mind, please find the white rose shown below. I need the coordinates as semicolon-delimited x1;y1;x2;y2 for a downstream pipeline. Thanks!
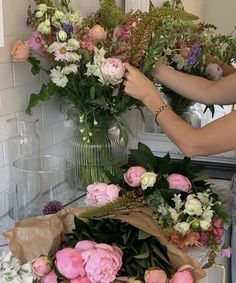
184;197;202;216
140;172;157;190
58;30;67;41
174;222;190;235
199;219;211;231
168;207;179;223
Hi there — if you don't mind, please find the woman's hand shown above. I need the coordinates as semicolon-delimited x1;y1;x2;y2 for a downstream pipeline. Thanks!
124;63;158;104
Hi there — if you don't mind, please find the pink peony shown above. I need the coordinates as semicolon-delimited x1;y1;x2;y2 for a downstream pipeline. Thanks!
101;58;125;85
124;166;147;187
85;183;120;207
89;25;107;42
76;241;123;283
32;256;52;277
169;265;194;283
29;31;45;51
167;174;192;193
70;276;91;283
41;270;57;283
221;247;232;258
55;248;85;279
144;268;168;283
11;40;30;61
206;63;223;80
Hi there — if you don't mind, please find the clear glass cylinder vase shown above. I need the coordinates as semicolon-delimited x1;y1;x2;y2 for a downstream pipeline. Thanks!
71;124;127;191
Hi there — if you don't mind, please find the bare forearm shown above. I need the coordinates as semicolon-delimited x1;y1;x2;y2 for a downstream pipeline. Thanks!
152;64;236;105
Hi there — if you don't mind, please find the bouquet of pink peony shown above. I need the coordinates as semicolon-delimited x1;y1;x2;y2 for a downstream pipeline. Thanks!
81;142;231;268
11;0;198;142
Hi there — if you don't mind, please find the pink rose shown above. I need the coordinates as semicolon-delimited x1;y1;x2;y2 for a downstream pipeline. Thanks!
206;63;223;80
89;25;107;42
55;248;85;279
32;256;52;277
76;241;123;283
167;174;192;193
124;166;147;187
11;40;30;61
70;276;91;283
169;265;194;283
221;247;232;258
41;270;57;283
101;58;125;85
144;268;168;283
85;183;120;207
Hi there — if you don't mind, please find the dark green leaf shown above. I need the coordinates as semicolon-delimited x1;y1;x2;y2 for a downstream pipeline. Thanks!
134;251;150;259
26;94;40;115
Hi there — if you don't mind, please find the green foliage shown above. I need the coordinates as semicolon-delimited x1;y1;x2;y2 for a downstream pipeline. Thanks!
65;217;172;278
99;0;123;29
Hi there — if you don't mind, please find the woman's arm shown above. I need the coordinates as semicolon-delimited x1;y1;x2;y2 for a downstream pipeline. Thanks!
151;64;236;105
124;63;236;157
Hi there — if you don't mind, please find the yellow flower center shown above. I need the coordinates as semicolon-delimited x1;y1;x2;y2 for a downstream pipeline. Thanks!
60;47;67;54
35;37;41;43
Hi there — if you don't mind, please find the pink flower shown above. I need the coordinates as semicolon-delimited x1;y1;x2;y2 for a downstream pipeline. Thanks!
81;35;94;53
221;247;232;258
144;268;168;283
76;241;123;283
54;42;71;61
212;218;223;228
101;58;125;85
89;25;107;42
55;248;85;279
32;256;52;277
124;166;147;187
41;270;57;283
70;276;91;283
85;183;120;207
29;31;45;51
11;40;30;61
169;265;194;283
206;63;223;80
115;21;136;41
167;174;192;193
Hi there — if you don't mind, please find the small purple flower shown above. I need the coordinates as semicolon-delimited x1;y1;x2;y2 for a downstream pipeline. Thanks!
42;200;63;215
188;44;201;65
62;23;73;35
221;247;232;258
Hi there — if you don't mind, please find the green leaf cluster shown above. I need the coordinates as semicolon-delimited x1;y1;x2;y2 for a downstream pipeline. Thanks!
65;217;172;279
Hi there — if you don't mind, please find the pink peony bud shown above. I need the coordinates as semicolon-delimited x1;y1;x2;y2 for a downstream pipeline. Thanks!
89;25;107;42
85;183;120;207
206;63;223;80
101;58;125;85
124;166;147;187
169;265;194;283
167;174;192;193
11;40;30;61
221;247;232;258
70;276;91;283
31;256;52;277
144;268;168;283
41;270;57;283
55;248;85;279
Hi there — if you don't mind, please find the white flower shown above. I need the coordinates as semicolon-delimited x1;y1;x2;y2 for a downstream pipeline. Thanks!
37;19;51;34
37;4;48;13
201;206;214;222
168;207;179;223
184;195;202;216
140;172;157;190
199;219;211;231
58;30;67;41
53;10;64;20
172;194;184;211
47;42;58;53
67;52;82;62
35;11;44;18
67;38;80;50
69;11;82;25
86;47;106;79
174;222;190;235
50;67;68;87
62;64;78;75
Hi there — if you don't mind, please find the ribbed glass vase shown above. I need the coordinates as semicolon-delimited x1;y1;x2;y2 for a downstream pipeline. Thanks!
72;124;127;191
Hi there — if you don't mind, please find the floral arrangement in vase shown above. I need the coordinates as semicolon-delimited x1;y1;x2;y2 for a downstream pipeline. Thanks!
80;142;231;268
142;0;236;119
11;0;198;143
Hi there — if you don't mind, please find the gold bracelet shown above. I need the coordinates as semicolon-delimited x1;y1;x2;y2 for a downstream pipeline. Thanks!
154;105;169;123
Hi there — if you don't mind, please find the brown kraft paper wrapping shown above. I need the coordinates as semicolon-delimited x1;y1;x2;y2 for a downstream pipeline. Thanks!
4;207;206;282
